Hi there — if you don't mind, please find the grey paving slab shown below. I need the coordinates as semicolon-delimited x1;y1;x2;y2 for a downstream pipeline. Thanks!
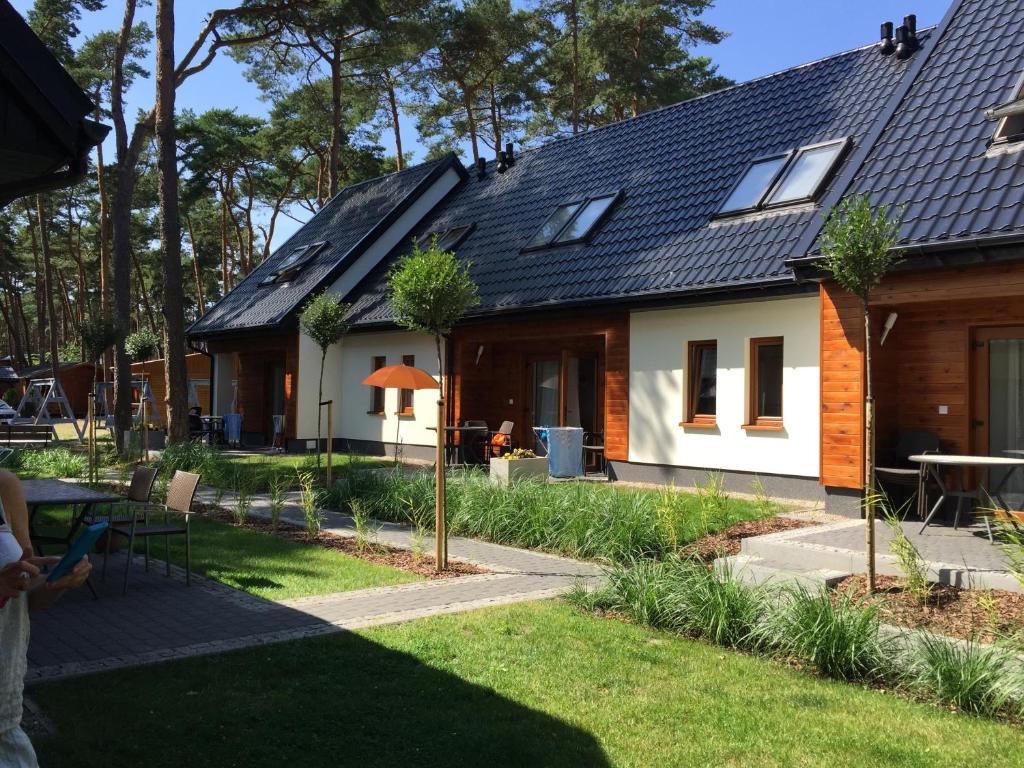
28;486;602;683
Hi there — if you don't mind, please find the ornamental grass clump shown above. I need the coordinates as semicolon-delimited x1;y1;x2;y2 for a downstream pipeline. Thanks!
297;470;324;536
908;636;1024;718
761;587;893;681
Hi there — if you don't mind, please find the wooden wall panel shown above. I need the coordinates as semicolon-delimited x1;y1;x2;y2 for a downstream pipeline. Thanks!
821;263;1024;490
452;311;629;461
130;352;213;416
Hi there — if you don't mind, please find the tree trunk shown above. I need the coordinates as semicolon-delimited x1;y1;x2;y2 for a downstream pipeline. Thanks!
569;0;580;134
185;215;206;315
35;196;61;381
24;201;45;363
155;0;189;445
130;247;159;334
488;82;501;157
328;42;342;198
111;0;141;454
462;87;480;165
863;303;876;594
316;349;325;470
385;76;403;170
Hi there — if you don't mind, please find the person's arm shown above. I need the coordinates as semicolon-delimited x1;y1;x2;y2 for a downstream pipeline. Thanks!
0;470;92;611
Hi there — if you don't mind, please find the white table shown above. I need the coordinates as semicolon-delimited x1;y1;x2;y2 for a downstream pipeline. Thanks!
909;454;1024;538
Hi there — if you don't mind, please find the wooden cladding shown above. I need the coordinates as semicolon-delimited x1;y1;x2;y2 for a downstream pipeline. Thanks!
451;311;629;461
207;333;298;440
820;263;1024;490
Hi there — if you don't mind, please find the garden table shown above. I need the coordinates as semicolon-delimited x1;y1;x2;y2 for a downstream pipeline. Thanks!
21;479;120;552
428;426;488;465
909;454;1024;540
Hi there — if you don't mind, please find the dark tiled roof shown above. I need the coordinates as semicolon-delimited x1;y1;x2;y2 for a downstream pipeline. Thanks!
805;0;1024;256
343;40;917;326
188;157;456;337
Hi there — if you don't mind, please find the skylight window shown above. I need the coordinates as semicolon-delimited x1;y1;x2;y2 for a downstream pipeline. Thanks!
994;110;1024;143
415;225;472;252
525;192;621;250
715;138;850;218
718;154;789;214
766;140;848;205
259;241;327;286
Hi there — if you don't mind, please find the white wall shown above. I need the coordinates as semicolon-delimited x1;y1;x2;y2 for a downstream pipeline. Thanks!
294;164;462;440
296;330;441;447
629;295;819;478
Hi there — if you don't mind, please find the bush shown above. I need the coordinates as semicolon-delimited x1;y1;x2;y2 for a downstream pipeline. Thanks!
908;636;1024;717
760;587;892;681
341;469;765;563
155;441;227;485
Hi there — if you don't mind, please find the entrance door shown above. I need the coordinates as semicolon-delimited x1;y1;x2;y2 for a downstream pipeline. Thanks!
267;362;286;444
973;327;1024;506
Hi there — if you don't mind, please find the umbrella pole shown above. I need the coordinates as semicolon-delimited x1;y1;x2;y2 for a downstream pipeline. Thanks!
435;394;446;571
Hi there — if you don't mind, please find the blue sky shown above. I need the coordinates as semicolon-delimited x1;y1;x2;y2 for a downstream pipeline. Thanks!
13;0;951;247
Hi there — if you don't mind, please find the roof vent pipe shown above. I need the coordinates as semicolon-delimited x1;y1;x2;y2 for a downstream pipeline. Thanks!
894;25;911;59
505;142;515;166
497;150;508;173
476;157;487;179
879;21;895;55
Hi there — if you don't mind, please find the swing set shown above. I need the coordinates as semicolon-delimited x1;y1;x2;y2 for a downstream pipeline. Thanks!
13;378;83;441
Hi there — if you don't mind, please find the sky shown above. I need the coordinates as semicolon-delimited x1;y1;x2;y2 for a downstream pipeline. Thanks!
12;0;951;248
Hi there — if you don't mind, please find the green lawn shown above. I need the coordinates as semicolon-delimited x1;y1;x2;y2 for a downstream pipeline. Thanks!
31;601;1024;767
35;511;419;600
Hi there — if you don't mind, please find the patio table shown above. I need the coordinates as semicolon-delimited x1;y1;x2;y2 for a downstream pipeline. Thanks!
21;479;121;552
909;454;1024;539
427;426;489;465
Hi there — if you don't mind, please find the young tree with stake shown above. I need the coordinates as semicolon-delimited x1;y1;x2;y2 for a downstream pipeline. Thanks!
820;194;902;594
388;237;479;570
298;290;350;471
124;328;160;461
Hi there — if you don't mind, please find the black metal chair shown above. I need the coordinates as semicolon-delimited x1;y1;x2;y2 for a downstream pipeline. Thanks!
462;420;488;464
104;470;200;594
583;431;606;477
876;430;941;518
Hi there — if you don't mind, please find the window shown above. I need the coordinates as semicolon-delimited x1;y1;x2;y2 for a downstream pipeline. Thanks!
682;341;717;427
747;337;783;429
259;241;327;285
765;140;848;206
524;192;621;250
415;225;473;252
399;354;415;415
994;111;1024;143
370;356;386;414
718;154;790;214
716;138;849;217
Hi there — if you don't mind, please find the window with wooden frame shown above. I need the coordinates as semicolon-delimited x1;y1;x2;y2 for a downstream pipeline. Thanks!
398;354;415;415
681;340;717;427
746;337;784;430
369;356;386;415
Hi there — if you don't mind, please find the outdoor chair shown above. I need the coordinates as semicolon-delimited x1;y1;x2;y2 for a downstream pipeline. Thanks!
583;431;606;476
876;430;941;518
488;420;515;460
462;420;489;464
103;470;200;595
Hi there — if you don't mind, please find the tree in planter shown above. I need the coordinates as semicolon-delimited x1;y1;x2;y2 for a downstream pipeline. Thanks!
80;315;121;482
387;237;479;570
298;290;350;471
820;194;902;594
124;328;161;461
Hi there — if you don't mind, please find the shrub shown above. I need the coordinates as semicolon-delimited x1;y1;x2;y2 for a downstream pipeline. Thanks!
760;587;892;681
156;440;227;484
12;448;88;479
908;636;1023;717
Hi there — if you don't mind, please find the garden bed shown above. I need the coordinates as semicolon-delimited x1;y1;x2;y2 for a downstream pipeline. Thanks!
835;574;1024;646
195;503;486;580
682;515;813;561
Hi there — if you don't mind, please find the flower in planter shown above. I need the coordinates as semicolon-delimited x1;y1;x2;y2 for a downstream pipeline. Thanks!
499;448;538;460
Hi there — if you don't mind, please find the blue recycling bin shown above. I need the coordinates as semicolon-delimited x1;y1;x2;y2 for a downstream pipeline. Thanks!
545;426;584;478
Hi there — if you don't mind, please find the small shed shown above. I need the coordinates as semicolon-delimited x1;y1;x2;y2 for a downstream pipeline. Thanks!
130;352;213;414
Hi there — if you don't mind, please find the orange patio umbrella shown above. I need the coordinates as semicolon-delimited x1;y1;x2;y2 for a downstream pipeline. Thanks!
362;364;439;463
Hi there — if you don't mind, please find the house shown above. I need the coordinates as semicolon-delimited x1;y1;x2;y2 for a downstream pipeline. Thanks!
189;0;1024;513
128;352;214;415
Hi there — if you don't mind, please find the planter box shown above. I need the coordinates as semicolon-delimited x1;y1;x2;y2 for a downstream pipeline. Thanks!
489;456;548;486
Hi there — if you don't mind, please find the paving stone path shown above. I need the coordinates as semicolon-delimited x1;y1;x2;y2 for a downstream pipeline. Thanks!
27;487;601;683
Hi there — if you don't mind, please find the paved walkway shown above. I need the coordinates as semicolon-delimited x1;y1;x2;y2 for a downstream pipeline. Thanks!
27;488;601;683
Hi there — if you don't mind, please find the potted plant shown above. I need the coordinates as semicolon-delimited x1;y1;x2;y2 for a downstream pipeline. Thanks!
489;448;549;486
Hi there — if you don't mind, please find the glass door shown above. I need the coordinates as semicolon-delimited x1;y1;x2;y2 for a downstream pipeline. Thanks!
530;359;561;451
974;327;1024;507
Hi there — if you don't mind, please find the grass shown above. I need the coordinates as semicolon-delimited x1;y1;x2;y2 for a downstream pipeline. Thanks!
33;510;418;600
342;469;772;562
31;601;1024;768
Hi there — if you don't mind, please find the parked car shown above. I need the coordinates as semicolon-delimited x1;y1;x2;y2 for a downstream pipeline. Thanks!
0;400;17;422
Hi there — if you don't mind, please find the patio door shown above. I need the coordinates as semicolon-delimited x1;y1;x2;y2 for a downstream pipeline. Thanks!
530;359;561;450
528;354;599;450
973;327;1024;506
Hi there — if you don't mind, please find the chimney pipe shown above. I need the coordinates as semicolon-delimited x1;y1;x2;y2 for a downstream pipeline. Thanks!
895;25;911;60
505;142;515;166
497;150;508;174
476;157;487;180
879;21;895;56
904;14;918;49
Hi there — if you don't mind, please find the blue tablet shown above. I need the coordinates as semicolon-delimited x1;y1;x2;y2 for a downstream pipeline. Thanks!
47;521;107;582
